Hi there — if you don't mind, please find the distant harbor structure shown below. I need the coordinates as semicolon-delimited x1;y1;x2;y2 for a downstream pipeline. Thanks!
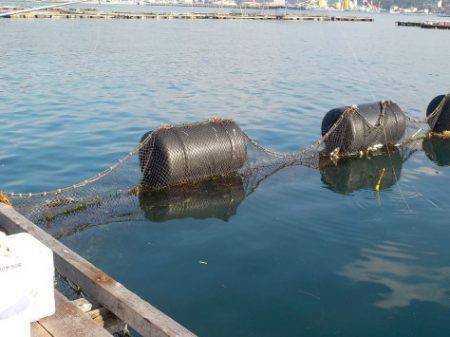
0;5;374;20
389;0;449;14
132;0;448;14
99;0;382;12
4;0;445;14
397;20;450;30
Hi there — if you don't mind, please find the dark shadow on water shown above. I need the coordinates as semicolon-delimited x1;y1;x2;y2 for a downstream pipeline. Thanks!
423;137;450;167
319;148;403;195
138;175;245;222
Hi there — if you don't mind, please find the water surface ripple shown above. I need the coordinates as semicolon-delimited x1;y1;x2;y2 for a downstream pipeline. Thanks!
1;11;450;337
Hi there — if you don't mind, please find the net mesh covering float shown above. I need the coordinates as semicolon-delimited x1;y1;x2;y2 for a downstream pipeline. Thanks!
321;101;406;155
427;94;450;133
138;119;247;189
1;94;449;237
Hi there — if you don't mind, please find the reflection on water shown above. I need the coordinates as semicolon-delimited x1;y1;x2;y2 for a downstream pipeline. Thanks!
139;175;245;222
39;146;419;238
320;148;403;194
340;240;450;309
423;137;450;167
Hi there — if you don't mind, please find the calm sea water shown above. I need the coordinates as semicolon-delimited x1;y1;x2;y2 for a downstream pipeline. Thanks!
1;8;450;336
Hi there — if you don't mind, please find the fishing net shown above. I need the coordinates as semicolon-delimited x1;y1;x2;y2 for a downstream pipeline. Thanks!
2;95;449;240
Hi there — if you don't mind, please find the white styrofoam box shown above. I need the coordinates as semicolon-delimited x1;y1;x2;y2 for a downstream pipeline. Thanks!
0;232;31;337
6;233;55;322
0;233;28;313
0;295;31;337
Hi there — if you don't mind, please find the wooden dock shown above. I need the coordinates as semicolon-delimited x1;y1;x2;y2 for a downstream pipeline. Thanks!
32;291;113;337
0;203;196;337
0;6;373;22
397;20;450;30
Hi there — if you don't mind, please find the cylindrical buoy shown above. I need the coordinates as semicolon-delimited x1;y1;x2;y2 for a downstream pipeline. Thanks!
426;94;450;133
139;119;248;188
319;148;403;194
321;101;407;155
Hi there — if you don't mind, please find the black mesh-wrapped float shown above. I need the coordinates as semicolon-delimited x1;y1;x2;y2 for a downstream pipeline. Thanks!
139;175;245;222
426;94;450;133
139;119;247;188
321;101;407;155
319;148;403;194
423;138;450;167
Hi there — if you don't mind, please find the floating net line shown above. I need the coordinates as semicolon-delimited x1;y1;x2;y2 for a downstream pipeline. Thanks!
1;95;449;239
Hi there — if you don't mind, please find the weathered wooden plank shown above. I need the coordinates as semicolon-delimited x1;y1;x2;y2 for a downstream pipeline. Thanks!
0;204;196;337
38;291;112;337
32;322;53;337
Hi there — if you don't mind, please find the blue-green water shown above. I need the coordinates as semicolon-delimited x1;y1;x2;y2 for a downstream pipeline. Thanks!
1;9;450;336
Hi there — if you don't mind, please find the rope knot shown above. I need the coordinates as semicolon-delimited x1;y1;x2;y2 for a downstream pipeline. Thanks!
209;117;223;123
